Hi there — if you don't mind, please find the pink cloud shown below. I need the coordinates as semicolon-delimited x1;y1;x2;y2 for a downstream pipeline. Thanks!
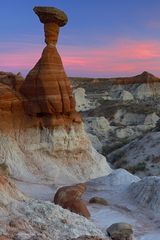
1;39;160;77
0;42;42;73
59;39;160;76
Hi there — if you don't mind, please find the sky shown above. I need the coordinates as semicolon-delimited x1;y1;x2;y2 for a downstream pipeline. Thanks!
1;0;160;77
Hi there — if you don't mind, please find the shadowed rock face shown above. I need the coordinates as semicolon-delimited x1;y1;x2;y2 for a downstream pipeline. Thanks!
20;7;80;125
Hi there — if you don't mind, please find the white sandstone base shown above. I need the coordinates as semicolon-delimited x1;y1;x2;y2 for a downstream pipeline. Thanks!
0;123;111;185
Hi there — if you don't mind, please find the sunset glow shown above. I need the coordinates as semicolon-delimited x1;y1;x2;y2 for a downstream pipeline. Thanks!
1;39;160;77
1;0;160;77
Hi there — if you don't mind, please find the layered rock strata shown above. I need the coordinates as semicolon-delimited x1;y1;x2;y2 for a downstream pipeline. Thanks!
20;6;81;127
0;7;111;184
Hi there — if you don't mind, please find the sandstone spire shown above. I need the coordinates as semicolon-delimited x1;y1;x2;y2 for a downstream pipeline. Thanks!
0;6;111;185
20;6;80;125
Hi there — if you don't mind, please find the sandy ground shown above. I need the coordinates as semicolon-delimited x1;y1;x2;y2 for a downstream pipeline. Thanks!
15;171;160;240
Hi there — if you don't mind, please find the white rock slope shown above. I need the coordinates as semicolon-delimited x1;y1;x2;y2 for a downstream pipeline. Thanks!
128;176;160;213
0;123;111;185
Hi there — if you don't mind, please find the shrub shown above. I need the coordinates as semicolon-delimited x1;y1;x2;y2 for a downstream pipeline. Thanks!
126;162;146;174
0;162;9;176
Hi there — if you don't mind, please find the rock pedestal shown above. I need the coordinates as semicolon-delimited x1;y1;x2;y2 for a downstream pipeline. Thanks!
0;6;111;185
20;6;81;127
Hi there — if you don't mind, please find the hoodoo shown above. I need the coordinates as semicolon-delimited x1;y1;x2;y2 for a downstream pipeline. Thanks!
20;6;81;126
0;6;111;184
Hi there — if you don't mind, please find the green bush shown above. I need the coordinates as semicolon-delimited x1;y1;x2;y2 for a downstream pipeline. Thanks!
126;162;146;174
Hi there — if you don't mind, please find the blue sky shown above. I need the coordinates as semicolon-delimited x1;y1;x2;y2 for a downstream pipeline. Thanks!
1;0;160;77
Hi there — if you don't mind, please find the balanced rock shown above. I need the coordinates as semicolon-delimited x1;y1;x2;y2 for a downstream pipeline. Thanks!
54;183;90;218
33;6;68;25
20;6;81;126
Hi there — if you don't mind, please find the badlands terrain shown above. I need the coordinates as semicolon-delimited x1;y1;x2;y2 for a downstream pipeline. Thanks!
0;70;160;240
72;71;160;177
0;5;160;240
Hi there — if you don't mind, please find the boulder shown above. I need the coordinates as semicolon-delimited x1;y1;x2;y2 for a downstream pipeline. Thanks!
89;197;108;206
54;183;86;205
53;183;90;218
107;222;134;240
63;199;90;218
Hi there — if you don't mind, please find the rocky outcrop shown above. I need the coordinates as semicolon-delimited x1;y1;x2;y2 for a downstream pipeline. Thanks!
85;117;111;136
0;199;106;240
108;132;160;177
71;72;160;178
119;90;134;101
0;123;111;184
0;71;24;90
144;112;159;126
113;109;145;126
112;71;160;85
74;88;91;112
